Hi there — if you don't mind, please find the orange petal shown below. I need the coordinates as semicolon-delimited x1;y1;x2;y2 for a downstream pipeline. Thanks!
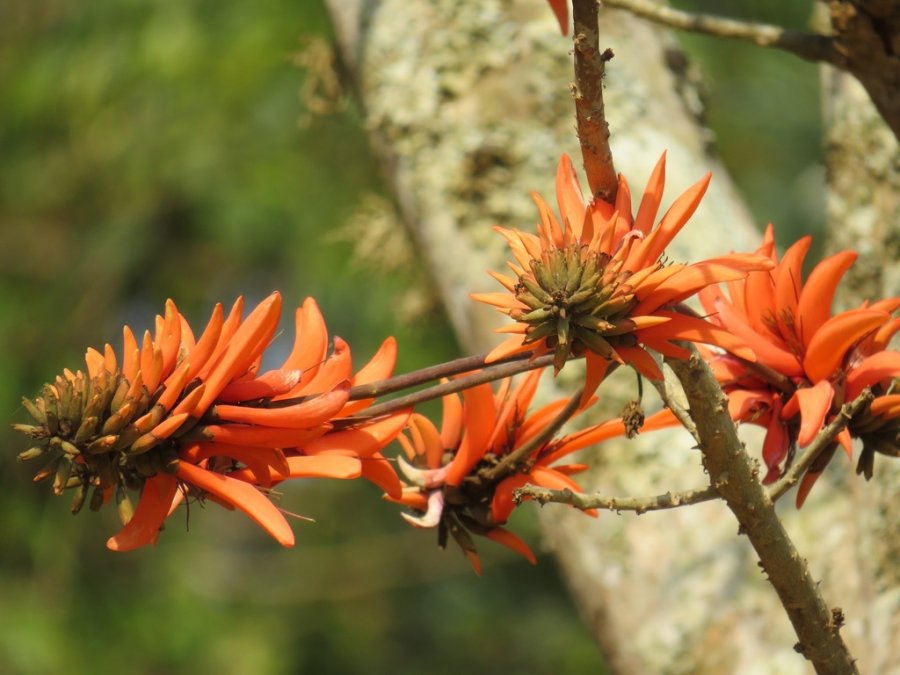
471;292;529;311
638;311;758;363
198;424;328;448
217;369;301;403
196;293;281;413
803;309;889;383
773;237;811;342
555;154;585;237
484;334;533;363
491;473;531;524
792;380;835;447
847;351;900;399
284;454;361;479
617;345;663;381
581;351;610;407
301;410;412;458
796;250;857;347
106;473;178;552
627;172;711;270
712;299;804;376
213;386;349;429
282;297;329;385
485;527;537;565
360;453;402;498
546;0;568;35
186;303;224;381
176;461;294;547
293;336;353;397
444;382;498;485
440;389;464;451
632;152;666;236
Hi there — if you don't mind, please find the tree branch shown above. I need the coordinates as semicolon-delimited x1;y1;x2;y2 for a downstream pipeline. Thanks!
514;483;717;513
768;388;875;502
573;0;618;201
602;0;842;65
666;348;859;674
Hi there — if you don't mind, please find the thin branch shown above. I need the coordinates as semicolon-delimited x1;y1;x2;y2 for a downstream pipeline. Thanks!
647;371;699;443
340;353;556;422
478;386;584;483
602;0;842;66
768;388;874;502
572;0;618;201
513;484;718;513
666;348;858;674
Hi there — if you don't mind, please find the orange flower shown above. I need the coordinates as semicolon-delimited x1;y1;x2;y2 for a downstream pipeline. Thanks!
14;293;406;550
473;154;771;402
387;369;675;573
698;226;900;502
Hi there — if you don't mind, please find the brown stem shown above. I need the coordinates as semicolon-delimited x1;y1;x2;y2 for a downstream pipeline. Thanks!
573;0;617;201
667;348;859;674
514;483;718;512
603;0;842;65
340;353;558;422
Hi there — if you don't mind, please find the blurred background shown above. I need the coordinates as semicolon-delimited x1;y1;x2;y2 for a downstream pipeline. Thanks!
0;1;822;673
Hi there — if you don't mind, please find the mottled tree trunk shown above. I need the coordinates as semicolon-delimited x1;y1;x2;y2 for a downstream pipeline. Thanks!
325;1;897;672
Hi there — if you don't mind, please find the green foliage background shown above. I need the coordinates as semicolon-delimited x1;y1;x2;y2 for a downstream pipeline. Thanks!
0;1;821;673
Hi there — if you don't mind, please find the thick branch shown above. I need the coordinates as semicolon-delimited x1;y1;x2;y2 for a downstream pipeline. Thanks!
603;0;842;65
514;483;717;512
573;0;617;200
667;350;859;674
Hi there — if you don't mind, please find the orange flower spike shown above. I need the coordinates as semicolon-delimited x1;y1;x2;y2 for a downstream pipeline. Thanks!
176;462;295;547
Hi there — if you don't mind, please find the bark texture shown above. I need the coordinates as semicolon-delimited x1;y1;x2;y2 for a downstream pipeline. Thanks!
325;1;897;672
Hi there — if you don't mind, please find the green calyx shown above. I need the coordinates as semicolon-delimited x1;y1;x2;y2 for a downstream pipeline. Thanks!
511;245;637;371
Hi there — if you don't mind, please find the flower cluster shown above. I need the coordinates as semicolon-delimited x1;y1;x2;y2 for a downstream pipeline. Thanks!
386;369;675;572
14;292;407;550
473;154;771;402
13;154;898;568
698;226;900;504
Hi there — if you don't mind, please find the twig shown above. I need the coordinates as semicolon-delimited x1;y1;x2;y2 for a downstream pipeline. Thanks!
478;386;584;483
572;0;618;201
341;353;557;422
768;388;874;502
513;484;717;513
666;347;859;674
647;371;699;443
602;0;841;66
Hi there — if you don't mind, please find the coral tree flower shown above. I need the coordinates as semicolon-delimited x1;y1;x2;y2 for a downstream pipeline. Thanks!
14;292;406;550
387;369;675;573
698;226;900;504
473;154;772;402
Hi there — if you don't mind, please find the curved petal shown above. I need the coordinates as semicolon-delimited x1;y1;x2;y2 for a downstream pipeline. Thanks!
106;473;178;552
485;527;537;565
803;309;889;382
796;250;857;347
176;461;294;547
